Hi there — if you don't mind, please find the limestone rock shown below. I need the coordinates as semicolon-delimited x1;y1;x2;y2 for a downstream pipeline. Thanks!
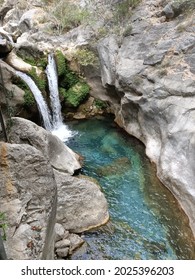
0;142;57;259
68;233;85;255
54;223;65;242
55;248;69;258
55;239;71;249
97;2;195;236
54;170;109;233
9;117;81;174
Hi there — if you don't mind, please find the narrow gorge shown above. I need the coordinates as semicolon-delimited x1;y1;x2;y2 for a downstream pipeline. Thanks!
0;0;195;260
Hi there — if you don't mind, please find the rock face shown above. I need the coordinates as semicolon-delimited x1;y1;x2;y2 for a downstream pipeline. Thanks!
0;117;109;259
9;117;81;174
97;1;195;235
0;141;57;259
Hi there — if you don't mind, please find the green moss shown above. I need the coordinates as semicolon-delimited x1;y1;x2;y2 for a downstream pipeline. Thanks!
29;67;47;92
13;77;35;107
94;99;107;109
74;48;98;66
0;212;7;241
55;50;67;77
23;90;35;107
63;82;90;107
55;50;79;89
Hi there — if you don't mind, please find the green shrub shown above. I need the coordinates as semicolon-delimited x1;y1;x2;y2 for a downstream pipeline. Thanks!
49;0;89;33
64;82;90;107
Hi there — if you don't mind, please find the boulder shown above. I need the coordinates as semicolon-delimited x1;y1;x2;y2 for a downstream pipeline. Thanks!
0;142;57;259
8;117;81;174
54;170;109;233
0;34;12;57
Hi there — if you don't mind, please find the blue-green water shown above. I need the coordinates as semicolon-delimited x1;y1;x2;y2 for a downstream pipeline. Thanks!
67;117;195;260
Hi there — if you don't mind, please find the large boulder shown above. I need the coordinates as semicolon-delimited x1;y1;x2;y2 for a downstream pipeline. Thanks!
8;117;81;174
54;170;109;233
0;141;57;259
97;1;195;236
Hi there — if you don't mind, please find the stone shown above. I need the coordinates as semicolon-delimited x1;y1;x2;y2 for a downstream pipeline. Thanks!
54;170;109;233
54;223;65;242
55;239;71;249
162;4;175;19
8;117;81;175
56;247;69;258
0;142;57;259
68;233;85;255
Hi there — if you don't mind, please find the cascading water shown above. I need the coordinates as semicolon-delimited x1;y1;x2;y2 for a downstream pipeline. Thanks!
46;53;74;141
15;54;74;142
45;53;62;128
15;71;53;131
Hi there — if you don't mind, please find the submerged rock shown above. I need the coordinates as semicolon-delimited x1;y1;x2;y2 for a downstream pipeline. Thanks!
97;157;131;176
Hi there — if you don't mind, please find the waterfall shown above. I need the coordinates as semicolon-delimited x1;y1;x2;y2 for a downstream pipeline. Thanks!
45;53;74;142
15;54;74;142
45;53;62;128
15;71;53;131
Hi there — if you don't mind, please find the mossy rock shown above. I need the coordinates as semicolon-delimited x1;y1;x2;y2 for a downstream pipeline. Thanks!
61;82;90;108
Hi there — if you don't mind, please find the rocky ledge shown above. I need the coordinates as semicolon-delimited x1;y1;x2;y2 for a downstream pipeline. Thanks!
0;118;109;259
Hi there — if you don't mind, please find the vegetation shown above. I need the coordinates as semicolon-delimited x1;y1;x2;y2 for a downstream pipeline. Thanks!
0;212;7;241
74;48;98;67
55;50;90;108
29;67;47;92
45;0;89;34
42;0;142;38
94;99;107;110
13;77;35;107
61;82;90;108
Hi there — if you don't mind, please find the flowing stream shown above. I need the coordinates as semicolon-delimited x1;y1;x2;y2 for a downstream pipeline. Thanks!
67;117;195;260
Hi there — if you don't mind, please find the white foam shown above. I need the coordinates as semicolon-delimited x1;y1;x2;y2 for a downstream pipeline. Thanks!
52;124;76;142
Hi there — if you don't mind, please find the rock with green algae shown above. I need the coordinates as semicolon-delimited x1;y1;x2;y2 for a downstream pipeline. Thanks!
96;157;131;177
